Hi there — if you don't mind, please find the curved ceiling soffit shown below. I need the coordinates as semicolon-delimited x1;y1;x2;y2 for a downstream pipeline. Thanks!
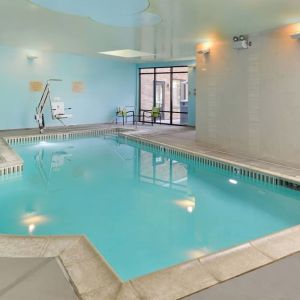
30;0;161;27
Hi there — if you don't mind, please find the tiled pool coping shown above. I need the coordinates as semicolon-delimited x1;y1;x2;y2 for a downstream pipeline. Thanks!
2;126;300;189
0;125;300;299
119;132;300;189
0;127;123;176
0;138;23;175
0;226;300;300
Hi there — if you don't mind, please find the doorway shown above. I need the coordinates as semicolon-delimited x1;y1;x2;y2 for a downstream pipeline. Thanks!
139;66;189;125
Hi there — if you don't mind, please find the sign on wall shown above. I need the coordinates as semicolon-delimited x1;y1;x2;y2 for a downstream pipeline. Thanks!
29;81;44;92
72;81;85;93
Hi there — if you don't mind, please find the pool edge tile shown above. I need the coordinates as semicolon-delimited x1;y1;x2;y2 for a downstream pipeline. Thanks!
0;235;48;257
199;243;272;282
59;236;122;297
59;236;99;266
42;236;82;257
80;282;141;300
62;253;121;296
251;225;300;260
115;282;141;300
130;259;218;300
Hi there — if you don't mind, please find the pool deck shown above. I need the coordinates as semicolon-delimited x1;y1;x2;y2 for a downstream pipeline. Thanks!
0;257;78;299
184;251;300;300
0;123;300;299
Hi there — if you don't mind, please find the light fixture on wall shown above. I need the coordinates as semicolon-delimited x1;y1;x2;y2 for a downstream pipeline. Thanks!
197;48;210;55
197;41;211;55
27;54;38;61
233;34;251;49
291;32;300;39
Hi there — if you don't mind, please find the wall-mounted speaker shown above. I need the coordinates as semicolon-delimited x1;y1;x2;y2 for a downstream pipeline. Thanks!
233;34;251;49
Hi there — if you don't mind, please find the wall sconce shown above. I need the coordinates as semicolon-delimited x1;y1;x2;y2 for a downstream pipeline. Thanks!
27;55;39;61
197;41;211;55
197;48;210;55
291;32;300;39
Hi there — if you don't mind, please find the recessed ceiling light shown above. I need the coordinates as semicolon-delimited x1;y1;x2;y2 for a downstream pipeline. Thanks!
98;49;154;58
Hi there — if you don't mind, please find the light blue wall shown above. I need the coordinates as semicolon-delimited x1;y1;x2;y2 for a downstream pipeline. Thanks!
136;60;196;126
0;45;137;130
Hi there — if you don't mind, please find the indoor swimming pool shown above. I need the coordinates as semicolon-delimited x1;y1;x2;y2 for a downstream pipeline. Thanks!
0;135;300;280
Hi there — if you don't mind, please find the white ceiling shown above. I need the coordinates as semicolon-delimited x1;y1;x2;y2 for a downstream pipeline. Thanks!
0;0;300;61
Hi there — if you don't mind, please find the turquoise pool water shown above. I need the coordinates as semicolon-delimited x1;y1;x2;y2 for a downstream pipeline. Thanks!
1;135;300;280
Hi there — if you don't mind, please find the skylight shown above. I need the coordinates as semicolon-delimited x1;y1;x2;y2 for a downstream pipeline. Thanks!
98;49;154;58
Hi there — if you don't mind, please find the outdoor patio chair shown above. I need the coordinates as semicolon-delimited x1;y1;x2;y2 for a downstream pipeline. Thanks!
115;106;135;125
143;107;162;125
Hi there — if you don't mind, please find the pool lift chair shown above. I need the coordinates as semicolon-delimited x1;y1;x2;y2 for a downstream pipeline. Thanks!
35;79;72;133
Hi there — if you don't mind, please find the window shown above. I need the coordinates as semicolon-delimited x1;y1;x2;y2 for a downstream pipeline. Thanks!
139;67;189;125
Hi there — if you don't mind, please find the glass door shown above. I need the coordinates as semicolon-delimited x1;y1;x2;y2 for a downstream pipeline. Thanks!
155;70;171;124
172;69;188;125
139;67;189;125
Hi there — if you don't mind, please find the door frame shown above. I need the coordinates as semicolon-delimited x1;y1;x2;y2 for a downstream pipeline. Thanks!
138;66;189;126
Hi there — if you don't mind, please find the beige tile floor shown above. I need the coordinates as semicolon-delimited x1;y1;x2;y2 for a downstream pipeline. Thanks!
0;257;78;300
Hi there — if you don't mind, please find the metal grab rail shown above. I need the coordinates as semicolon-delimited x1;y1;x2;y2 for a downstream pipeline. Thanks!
35;79;62;133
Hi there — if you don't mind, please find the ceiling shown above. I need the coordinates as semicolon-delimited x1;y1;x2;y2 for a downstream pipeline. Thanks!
0;0;300;62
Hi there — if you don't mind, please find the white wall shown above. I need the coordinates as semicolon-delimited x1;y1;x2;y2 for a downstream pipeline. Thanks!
196;24;300;168
0;44;137;130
